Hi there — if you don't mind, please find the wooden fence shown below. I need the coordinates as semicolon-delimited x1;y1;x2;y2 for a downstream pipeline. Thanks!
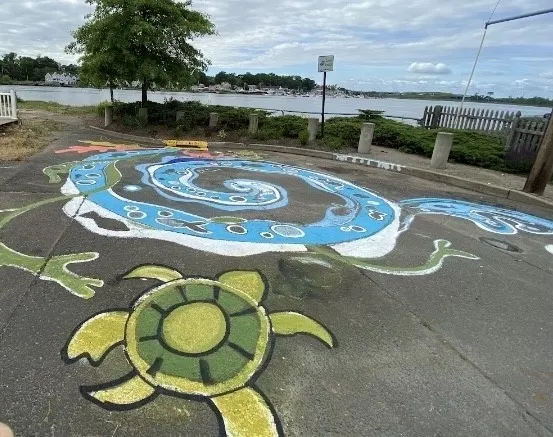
0;90;17;121
504;113;550;169
422;105;517;134
422;104;552;169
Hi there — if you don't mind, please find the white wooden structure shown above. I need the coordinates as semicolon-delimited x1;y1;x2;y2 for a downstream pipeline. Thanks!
0;90;18;126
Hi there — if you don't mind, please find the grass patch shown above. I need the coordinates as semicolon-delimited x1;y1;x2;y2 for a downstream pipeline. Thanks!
18;100;97;115
0;119;63;161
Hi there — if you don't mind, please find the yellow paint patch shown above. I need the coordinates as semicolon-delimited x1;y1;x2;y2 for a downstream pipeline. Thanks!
87;374;156;406
218;271;265;304
270;312;334;348
78;140;137;147
124;265;183;282
67;311;129;362
163;303;227;354
213;387;278;437
163;140;208;149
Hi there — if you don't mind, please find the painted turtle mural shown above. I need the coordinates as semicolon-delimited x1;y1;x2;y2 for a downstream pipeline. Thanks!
63;267;334;437
1;141;552;437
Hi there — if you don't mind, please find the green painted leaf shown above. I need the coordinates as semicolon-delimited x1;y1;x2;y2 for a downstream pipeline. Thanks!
270;312;334;348
218;271;266;304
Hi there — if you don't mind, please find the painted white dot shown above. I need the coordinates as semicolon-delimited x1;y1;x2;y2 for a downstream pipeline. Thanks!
271;225;305;238
171;186;180;190
230;196;247;203
123;185;142;192
124;205;140;212
340;226;352;232
351;226;366;233
77;180;96;186
86;173;101;179
158;210;174;217
261;232;274;239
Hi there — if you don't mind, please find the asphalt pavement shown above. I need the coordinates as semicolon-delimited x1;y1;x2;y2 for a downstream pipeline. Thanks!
1;126;552;437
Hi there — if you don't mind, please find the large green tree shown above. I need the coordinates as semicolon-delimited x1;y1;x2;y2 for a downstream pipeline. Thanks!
67;0;216;104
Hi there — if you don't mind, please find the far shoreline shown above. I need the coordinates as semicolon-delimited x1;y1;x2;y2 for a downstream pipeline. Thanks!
2;82;552;109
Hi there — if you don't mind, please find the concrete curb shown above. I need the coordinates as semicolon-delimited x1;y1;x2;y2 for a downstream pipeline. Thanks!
88;126;553;211
88;125;164;145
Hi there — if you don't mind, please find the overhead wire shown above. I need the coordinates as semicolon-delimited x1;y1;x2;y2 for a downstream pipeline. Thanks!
454;0;501;128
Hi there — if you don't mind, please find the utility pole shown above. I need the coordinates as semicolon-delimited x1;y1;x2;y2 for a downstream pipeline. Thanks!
523;109;553;194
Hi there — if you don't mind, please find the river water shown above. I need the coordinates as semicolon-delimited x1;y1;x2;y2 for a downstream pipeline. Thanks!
1;85;549;121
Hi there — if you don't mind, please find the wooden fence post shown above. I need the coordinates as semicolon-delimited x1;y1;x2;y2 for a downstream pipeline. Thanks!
524;110;553;194
249;113;259;134
504;111;522;151
209;112;219;128
10;90;17;119
430;105;443;129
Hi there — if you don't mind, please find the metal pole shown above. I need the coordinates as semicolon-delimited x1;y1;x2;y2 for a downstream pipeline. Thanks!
321;72;327;138
486;8;553;28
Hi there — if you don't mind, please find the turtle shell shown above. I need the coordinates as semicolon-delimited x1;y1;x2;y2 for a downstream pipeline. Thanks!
125;278;270;397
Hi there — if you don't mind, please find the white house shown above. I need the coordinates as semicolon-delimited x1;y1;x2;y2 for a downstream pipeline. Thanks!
45;73;78;86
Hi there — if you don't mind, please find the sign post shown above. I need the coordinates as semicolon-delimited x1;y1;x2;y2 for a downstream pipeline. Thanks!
318;55;334;138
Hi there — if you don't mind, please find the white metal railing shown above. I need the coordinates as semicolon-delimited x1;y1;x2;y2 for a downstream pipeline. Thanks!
0;90;17;120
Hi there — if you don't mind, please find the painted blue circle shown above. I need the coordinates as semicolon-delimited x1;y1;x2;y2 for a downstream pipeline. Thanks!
69;150;396;246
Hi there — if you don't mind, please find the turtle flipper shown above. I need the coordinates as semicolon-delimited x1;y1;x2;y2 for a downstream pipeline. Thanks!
64;311;129;365
211;387;281;437
217;271;267;304
81;371;157;410
123;264;183;282
270;312;335;348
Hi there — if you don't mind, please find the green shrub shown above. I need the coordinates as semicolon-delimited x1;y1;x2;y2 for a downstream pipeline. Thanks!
254;127;282;141
299;129;309;146
324;136;345;150
96;101;114;116
259;116;307;138
324;119;361;148
122;114;140;127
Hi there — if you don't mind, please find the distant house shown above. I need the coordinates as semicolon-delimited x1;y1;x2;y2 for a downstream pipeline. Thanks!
247;84;258;92
45;73;78;86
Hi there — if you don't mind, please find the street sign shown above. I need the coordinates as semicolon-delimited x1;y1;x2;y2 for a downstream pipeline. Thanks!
318;55;334;72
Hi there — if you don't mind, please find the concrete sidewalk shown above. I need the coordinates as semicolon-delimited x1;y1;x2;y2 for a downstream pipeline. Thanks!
351;144;553;202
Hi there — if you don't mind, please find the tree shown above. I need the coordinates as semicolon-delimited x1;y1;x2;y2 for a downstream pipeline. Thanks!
67;0;216;104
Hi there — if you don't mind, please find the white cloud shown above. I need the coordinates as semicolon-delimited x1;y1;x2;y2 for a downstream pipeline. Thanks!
1;0;552;96
407;62;452;74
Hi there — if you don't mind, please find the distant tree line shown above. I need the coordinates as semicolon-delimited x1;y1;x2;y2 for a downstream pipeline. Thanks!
0;52;80;83
197;71;317;91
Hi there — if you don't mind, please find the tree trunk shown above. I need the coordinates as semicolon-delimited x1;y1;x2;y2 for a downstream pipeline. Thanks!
141;81;148;105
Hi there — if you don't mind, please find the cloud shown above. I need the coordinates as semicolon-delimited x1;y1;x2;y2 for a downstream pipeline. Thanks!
407;62;451;74
1;0;552;96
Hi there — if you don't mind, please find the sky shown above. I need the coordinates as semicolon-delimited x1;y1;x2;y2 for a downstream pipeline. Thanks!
1;0;552;97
